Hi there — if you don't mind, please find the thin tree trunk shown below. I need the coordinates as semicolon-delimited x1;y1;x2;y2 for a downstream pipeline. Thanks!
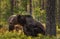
10;0;15;15
29;0;32;15
57;0;60;28
46;0;56;36
0;0;1;22
40;0;44;10
58;0;60;28
44;0;47;10
25;0;27;12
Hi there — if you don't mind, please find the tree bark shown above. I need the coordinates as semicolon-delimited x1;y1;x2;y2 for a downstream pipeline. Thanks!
40;0;44;10
0;0;1;22
25;0;27;12
46;0;56;36
10;0;15;15
41;0;44;9
29;0;32;15
57;0;60;28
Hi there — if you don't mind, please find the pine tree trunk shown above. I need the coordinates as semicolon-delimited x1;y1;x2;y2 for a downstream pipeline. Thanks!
57;0;60;28
0;0;1;22
10;0;15;15
25;0;27;12
46;0;56;36
40;0;44;10
29;0;32;15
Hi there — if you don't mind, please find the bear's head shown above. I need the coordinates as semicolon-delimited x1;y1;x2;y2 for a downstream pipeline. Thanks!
17;15;33;26
17;15;26;26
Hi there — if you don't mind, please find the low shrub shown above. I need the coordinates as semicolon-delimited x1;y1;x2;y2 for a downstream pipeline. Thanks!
0;31;58;39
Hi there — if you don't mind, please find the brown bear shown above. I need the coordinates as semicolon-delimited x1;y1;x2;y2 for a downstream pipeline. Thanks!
8;15;45;36
8;15;32;31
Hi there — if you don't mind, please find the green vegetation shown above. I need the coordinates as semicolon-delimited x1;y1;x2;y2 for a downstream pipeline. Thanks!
0;31;58;39
0;0;60;39
0;0;46;25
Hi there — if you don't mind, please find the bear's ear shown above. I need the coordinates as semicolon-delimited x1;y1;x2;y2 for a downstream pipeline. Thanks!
17;15;21;18
17;15;22;21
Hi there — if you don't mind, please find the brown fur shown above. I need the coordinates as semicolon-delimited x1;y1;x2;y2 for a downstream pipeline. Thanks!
8;15;45;36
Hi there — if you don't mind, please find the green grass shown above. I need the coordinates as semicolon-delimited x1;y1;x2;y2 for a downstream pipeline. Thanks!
0;24;60;39
0;30;59;39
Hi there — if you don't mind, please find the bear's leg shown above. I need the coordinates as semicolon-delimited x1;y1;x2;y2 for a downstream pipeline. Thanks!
9;24;14;31
37;27;45;35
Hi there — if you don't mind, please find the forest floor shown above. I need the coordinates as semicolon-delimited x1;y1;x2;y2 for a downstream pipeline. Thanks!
57;26;60;39
0;24;60;39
